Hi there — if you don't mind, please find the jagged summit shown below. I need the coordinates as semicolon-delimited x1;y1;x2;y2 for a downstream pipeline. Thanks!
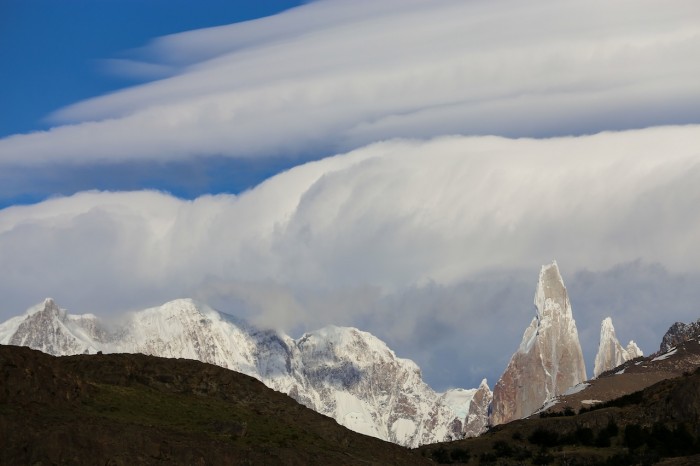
626;340;642;358
490;261;586;426
42;297;57;309
593;317;643;377
660;318;700;353
0;297;102;356
24;297;62;316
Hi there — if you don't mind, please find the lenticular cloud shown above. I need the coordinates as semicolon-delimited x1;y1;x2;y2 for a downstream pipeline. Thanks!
1;0;699;165
2;0;700;390
3;125;700;389
1;125;699;319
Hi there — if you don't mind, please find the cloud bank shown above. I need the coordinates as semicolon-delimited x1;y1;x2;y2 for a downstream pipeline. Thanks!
1;0;699;166
2;126;700;388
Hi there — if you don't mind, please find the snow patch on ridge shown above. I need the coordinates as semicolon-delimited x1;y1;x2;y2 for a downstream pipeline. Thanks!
652;348;678;361
335;391;380;438
391;419;417;446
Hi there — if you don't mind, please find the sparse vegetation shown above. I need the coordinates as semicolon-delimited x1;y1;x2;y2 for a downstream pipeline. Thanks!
594;420;618;447
528;428;560;447
430;446;453;463
538;405;576;418
450;448;471;463
531;449;553;465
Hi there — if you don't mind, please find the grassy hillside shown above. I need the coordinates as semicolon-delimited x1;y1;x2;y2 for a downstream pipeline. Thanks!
0;345;429;465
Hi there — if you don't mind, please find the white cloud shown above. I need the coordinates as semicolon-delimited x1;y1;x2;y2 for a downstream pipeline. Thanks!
1;126;700;388
1;0;699;165
2;0;699;389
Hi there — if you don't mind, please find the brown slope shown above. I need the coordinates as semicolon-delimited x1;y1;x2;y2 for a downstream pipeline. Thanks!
418;361;700;465
0;344;429;466
538;336;700;416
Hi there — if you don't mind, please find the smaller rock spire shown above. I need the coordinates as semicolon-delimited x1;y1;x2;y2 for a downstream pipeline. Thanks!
593;317;643;377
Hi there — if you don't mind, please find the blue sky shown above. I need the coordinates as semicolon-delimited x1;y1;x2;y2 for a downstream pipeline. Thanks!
1;0;303;137
0;0;304;205
1;0;699;392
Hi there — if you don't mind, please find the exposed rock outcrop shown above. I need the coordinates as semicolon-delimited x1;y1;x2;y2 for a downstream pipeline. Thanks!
464;379;492;436
593;317;643;377
490;261;586;426
438;378;492;440
660;318;700;353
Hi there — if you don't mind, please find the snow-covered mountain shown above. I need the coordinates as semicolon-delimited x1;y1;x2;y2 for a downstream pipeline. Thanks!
593;317;643;377
0;298;490;447
490;261;587;426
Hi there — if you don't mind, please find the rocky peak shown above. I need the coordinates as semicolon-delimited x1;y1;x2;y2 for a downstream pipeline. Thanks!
463;379;492;437
660;319;700;353
490;261;586;426
626;340;643;358
27;298;65;319
593;317;643;377
6;298;93;355
438;379;492;440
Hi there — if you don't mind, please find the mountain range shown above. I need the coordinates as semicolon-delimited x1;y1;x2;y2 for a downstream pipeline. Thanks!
3;312;700;465
3;260;696;451
0;297;491;447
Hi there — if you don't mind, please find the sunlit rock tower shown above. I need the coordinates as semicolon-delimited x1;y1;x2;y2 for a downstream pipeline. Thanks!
490;261;587;425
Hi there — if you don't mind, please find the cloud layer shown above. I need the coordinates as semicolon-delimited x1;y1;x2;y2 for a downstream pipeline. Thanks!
1;0;699;167
2;126;700;389
2;0;699;390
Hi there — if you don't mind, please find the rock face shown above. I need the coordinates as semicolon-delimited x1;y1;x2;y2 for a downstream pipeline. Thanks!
626;340;643;359
0;298;490;447
660;318;700;353
463;379;493;436
438;379;492;440
593;317;643;377
490;261;587;426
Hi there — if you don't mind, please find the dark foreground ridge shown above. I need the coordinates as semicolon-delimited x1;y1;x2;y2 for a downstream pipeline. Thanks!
0;345;429;465
4;338;700;465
